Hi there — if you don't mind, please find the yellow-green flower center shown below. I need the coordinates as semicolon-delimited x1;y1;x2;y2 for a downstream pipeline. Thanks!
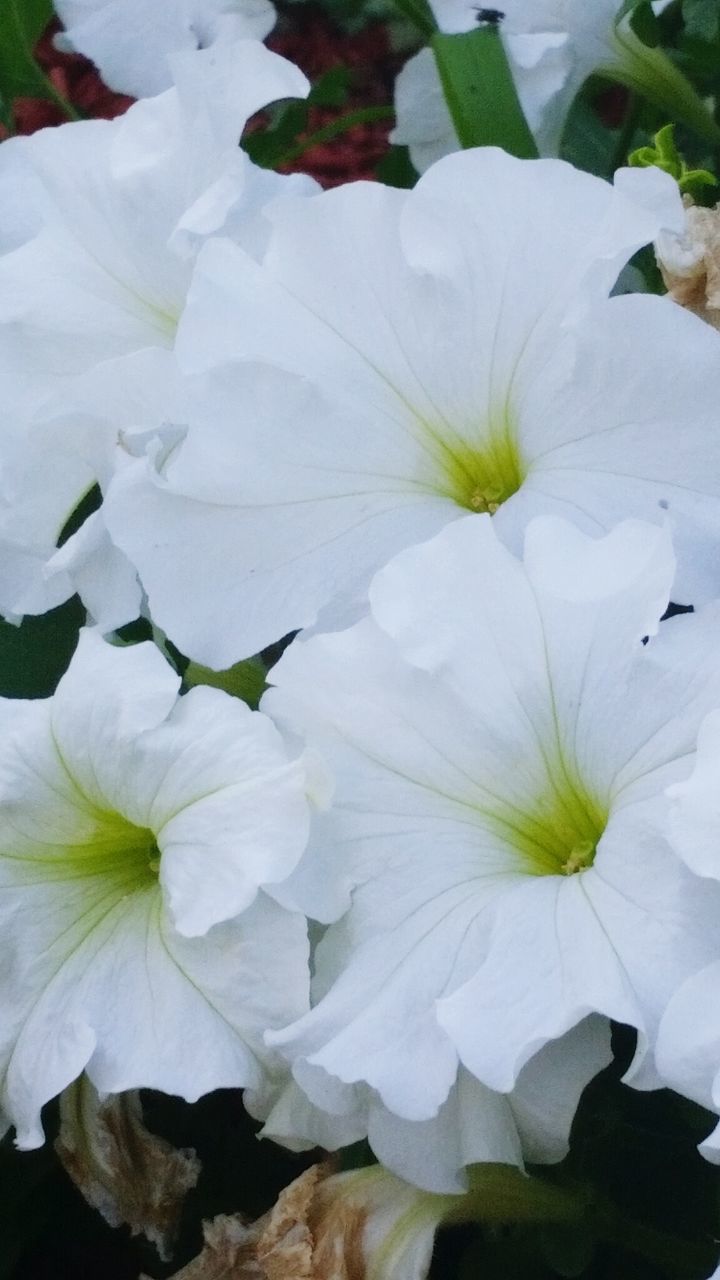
487;768;607;878
429;408;525;514
46;810;161;890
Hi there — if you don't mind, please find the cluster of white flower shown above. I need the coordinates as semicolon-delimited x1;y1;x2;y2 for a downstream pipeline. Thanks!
3;2;720;1275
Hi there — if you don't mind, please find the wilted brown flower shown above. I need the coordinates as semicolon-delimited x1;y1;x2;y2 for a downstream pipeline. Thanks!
156;1163;449;1280
56;1076;200;1261
656;198;720;330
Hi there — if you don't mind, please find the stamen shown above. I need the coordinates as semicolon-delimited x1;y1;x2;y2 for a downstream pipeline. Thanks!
561;840;596;876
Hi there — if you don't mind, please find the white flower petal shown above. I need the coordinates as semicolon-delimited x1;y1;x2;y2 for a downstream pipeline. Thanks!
106;150;712;665
47;511;142;634
0;40;308;380
390;49;459;175
258;1019;608;1194
55;0;277;98
0;630;311;1143
264;517;720;1118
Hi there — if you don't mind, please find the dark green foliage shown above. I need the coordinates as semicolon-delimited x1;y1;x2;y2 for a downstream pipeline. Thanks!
0;596;85;699
682;0;720;42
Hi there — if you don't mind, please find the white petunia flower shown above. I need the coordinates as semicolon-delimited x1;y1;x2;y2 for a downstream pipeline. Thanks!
251;1019;611;1194
103;149;720;668
0;38;314;624
258;516;720;1133
54;0;276;98
0;628;311;1148
656;709;720;1162
413;0;717;160
0;38;311;408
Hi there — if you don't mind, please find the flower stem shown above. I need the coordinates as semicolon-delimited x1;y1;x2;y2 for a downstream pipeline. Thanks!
605;31;720;148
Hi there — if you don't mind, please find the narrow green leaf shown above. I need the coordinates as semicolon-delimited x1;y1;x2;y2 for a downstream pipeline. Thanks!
0;0;79;121
431;26;538;159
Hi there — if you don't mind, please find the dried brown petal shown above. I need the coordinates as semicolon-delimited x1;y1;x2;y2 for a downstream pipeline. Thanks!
657;200;720;330
143;1213;266;1280
257;1164;322;1279
157;1162;443;1280
56;1075;200;1260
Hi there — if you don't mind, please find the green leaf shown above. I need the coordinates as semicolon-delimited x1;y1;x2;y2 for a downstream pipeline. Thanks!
629;3;661;46
683;0;720;41
431;27;538;159
629;122;718;198
307;65;351;109
242;99;311;168
375;144;418;188
242;66;386;173
616;0;661;45
615;0;649;20
184;656;267;708
0;0;78;122
561;86;632;179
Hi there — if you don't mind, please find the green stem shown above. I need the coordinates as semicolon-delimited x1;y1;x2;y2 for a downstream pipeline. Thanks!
439;1166;716;1275
277;106;395;166
605;29;720;147
443;1165;588;1228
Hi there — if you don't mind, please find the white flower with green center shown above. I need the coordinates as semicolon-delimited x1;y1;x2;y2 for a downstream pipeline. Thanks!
54;0;276;98
258;516;720;1125
104;149;720;668
421;0;719;157
0;629;311;1149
